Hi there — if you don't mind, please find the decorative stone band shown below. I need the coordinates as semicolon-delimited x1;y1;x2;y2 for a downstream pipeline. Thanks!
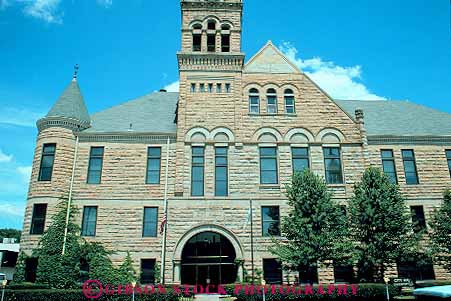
177;53;245;71
368;135;451;145
37;116;91;133
76;132;176;144
181;1;243;10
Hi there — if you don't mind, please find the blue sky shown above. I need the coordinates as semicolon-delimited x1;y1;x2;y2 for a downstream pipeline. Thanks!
0;0;450;229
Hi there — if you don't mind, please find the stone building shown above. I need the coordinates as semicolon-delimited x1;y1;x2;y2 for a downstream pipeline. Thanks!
21;0;451;285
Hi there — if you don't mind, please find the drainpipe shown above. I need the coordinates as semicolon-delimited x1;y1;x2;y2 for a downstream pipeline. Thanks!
160;137;171;284
62;135;79;256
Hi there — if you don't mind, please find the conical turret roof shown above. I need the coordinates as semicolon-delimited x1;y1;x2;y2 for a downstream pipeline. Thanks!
46;78;90;125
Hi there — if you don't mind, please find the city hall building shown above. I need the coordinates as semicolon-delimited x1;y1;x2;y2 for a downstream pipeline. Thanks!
21;0;451;285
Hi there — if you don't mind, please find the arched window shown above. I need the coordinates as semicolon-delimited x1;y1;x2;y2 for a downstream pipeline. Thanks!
266;88;277;113
207;20;216;30
221;24;231;52
249;88;260;114
284;89;295;113
192;23;202;52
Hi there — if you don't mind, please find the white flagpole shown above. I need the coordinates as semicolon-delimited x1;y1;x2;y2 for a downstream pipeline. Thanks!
160;137;170;284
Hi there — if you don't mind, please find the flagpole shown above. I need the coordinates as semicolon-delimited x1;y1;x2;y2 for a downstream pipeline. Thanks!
250;199;255;284
160;137;170;284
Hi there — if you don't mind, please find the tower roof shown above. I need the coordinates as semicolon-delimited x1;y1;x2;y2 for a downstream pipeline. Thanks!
46;79;91;125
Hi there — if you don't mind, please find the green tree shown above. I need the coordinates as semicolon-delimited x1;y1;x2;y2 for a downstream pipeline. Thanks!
429;190;451;273
349;167;419;283
0;228;21;242
269;169;351;281
33;198;82;288
117;252;136;284
13;252;28;283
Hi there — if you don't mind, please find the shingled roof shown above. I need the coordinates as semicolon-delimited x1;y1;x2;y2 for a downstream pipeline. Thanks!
46;79;90;125
85;92;178;133
336;99;451;136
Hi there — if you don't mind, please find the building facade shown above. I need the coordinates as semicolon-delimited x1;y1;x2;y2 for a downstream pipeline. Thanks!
21;0;451;285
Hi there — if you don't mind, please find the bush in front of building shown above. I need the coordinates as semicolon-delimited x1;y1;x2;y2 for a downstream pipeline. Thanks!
429;190;451;273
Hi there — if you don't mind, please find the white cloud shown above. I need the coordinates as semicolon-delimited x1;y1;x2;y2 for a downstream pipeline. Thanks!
0;107;45;127
17;166;32;183
0;203;24;217
280;42;385;100
22;0;63;24
163;81;180;92
0;149;13;163
0;0;11;9
96;0;112;8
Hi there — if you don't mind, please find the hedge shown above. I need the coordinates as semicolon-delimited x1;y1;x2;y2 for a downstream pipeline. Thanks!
1;284;401;301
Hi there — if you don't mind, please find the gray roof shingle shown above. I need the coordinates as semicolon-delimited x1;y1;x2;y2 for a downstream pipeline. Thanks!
47;80;91;124
336;99;451;136
85;92;178;133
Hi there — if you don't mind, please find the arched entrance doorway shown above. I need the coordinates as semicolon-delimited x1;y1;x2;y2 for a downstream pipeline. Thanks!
181;231;237;285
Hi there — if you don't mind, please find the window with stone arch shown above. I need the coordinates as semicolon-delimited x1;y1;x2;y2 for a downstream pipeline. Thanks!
266;88;277;114
221;24;231;52
249;88;260;114
207;20;216;52
284;89;295;114
192;23;202;52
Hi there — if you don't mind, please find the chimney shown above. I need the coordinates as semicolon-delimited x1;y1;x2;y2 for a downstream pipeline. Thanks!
355;109;364;123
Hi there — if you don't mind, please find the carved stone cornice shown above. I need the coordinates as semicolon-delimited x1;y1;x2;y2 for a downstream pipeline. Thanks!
177;52;244;71
37;117;91;133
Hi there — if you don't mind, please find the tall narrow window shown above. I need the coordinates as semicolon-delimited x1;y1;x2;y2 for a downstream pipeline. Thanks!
402;150;419;185
207;34;215;52
221;34;230;52
87;147;104;184
225;83;231;93
323;147;343;184
260;147;278;184
199;83;205;93
208;83;213;93
263;259;282;284
249;88;260;114
38;143;56;181
190;83;196;93
216;83;222;93
262;206;280;236
266;88;277;113
381;150;397;184
215;147;228;197
30;204;47;235
81;206;97;237
192;34;201;52
143;207;158;237
411;205;426;233
284;89;295;114
141;259;156;284
191;147;205;196
292;147;309;174
446;150;451;179
207;20;216;30
146;147;161;184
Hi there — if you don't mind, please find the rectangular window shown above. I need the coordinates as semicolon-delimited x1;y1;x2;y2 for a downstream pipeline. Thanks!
333;264;354;283
193;34;201;52
285;95;295;113
81;206;97;237
199;83;205;93
87;147;104;184
207;34;215;52
190;83;196;93
260;147;278;184
30;203;47;235
208;83;213;93
323;147;344;184
411;205;426;233
298;266;319;284
25;258;38;283
262;206;280;236
143;207;158;237
141;259;156;284
397;257;435;281
292;147;309;174
225;83;231;93
216;83;222;93
381;150;398;184
446;150;451;179
221;34;230;52
215;147;228;197
191;147;205;196
249;95;260;113
38;143;56;181
146;147;161;184
402;150;419;185
263;259;282;284
267;95;277;113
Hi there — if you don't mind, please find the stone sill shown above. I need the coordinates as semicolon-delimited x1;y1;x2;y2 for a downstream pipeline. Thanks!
258;185;281;190
248;113;297;117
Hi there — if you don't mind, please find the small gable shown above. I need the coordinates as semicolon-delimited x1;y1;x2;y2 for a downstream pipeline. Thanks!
244;41;301;74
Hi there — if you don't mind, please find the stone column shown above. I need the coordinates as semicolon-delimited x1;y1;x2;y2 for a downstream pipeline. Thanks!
173;260;182;284
355;109;370;168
